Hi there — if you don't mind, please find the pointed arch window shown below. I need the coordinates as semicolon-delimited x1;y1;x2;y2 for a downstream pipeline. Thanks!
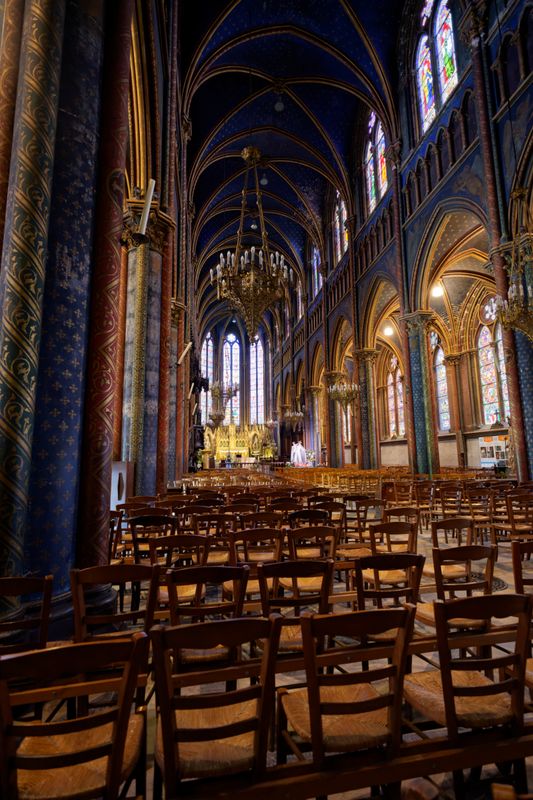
416;35;436;131
435;0;457;102
415;0;458;136
365;115;389;216
312;245;322;297
434;345;450;431
386;355;405;437
477;322;510;426
223;332;240;425
200;332;213;425
250;337;265;425
333;191;348;264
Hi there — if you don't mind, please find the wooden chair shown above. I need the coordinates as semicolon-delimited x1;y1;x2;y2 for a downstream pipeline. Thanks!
0;632;148;800
165;564;249;626
128;514;178;565
148;534;210;620
383;505;421;535
422;518;474;587
354;552;424;612
0;576;53;655
416;544;496;630
288;508;329;528
240;510;284;529
368;521;418;554
404;594;532;799
150;616;282;800
314;500;347;540
277;605;415;780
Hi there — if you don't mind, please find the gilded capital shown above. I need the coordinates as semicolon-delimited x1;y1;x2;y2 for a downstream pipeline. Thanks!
401;310;434;336
325;371;345;386
355;348;378;365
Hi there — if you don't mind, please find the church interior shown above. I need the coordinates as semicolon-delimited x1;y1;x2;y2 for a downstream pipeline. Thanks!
0;0;533;798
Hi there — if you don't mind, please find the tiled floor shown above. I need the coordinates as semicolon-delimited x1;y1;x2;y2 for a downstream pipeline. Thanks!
142;528;532;799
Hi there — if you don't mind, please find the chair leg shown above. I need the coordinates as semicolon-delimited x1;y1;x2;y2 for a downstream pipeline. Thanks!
383;782;401;800
513;757;528;794
153;759;163;800
452;769;466;800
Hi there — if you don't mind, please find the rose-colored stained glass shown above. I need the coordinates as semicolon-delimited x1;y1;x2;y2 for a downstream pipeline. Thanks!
366;141;376;213
478;325;499;425
376;123;388;194
387;372;396;436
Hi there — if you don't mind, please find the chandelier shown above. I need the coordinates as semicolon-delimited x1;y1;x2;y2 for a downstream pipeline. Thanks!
284;408;304;431
210;146;289;340
327;380;360;410
494;187;533;342
208;381;238;430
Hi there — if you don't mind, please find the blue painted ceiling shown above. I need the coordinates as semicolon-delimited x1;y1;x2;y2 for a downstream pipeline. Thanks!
180;0;406;334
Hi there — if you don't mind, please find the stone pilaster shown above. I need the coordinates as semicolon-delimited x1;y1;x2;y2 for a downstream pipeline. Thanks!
402;312;439;476
355;350;379;469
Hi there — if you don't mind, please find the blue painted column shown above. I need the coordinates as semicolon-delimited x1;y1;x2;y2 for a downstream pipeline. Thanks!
25;0;105;590
402;311;440;477
167;300;179;483
355;350;379;470
514;333;533;476
0;0;66;578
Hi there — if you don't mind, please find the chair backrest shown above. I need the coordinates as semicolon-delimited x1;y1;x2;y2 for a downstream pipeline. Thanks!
432;544;496;601
241;510;284;529
227;529;284;572
257;559;333;614
288;508;329;528
512;540;533;594
165;564;249;624
300;606;416;764
150;616;281;797
0;576;53;655
434;593;532;739
192;512;231;537
314;501;347;530
383;506;421;527
70;563;159;643
367;521;417;554
0;633;148;800
353;498;385;531
269;498;301;513
286;527;337;559
127;514;178;562
149;534;210;571
430;517;474;548
354;553;425;609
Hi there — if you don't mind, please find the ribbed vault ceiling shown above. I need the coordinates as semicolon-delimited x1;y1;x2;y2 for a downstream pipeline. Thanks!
180;0;406;336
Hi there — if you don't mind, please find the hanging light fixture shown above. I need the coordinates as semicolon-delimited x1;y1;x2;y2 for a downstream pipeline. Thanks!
327;380;360;411
210;146;289;340
494;188;533;342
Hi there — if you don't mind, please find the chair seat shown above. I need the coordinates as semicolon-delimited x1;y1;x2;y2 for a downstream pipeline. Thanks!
361;568;410;585
376;544;410;553
257;620;304;652
336;546;373;560
422;563;466;579
16;714;144;800
525;657;533;688
207;551;229;565
281;684;390;752
415;602;487;630
223;577;273;595
403;669;513;728
155;700;257;778
158;584;200;605
279;576;323;592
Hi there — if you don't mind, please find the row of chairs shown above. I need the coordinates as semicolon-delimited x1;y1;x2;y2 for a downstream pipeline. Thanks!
2;588;531;799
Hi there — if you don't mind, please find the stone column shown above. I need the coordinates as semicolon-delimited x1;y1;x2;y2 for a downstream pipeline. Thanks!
26;0;105;592
77;0;134;568
113;245;128;460
325;371;345;468
121;208;171;495
402;311;440;476
355;350;380;469
443;353;466;467
0;0;24;245
0;0;66;577
167;300;179;482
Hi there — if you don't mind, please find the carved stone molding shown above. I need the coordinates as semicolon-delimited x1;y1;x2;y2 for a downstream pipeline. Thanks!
444;352;462;367
308;385;323;397
325;371;346;386
355;348;378;365
400;310;435;336
385;140;402;170
122;205;175;254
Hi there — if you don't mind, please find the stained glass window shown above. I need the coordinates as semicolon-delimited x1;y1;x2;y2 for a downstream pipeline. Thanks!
386;356;405;437
376;122;388;195
296;280;303;319
416;35;436;131
434;346;450;431
250;338;265;425
495;323;510;422
365;141;376;213
223;332;240;425
342;408;351;444
387;372;397;437
420;0;435;24
200;332;213;424
478;325;499;425
435;0;457;102
334;191;348;264
312;246;322;296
